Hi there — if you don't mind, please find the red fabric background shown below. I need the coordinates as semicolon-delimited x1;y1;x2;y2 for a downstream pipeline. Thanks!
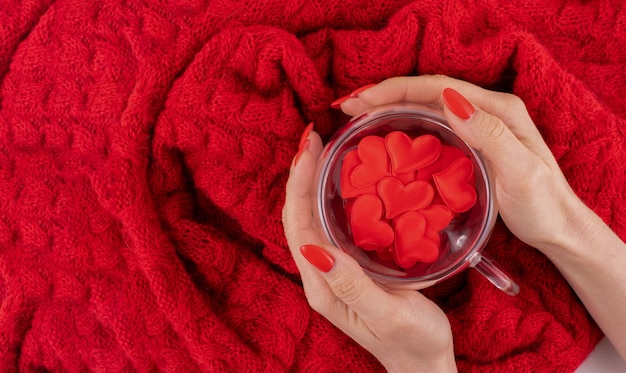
1;0;625;371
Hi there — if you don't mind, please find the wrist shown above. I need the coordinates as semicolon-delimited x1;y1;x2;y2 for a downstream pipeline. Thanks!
538;193;585;254
538;192;613;264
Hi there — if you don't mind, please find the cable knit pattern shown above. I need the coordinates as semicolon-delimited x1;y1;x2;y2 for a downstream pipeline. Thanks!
0;0;624;371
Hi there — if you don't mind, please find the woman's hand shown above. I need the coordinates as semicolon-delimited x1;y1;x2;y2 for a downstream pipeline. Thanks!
282;125;457;373
337;75;584;255
336;75;626;361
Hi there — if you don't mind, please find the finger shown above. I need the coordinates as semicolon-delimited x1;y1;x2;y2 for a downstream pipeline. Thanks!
284;131;323;236
281;131;343;321
293;130;324;168
441;88;541;186
299;244;395;323
283;126;332;278
343;76;554;162
338;98;373;118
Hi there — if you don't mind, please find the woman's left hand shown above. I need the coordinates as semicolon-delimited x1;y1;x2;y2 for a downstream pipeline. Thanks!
282;126;457;373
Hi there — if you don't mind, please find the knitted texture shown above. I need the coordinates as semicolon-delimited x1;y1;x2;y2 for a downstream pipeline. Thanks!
0;0;625;371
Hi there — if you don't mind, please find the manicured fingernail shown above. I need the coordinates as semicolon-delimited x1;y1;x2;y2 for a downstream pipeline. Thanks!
300;244;335;272
349;83;377;98
299;122;314;149
294;139;310;166
442;88;475;120
330;84;376;109
331;94;351;109
294;122;314;166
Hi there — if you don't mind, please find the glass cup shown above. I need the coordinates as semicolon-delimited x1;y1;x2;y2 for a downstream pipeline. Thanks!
312;103;519;295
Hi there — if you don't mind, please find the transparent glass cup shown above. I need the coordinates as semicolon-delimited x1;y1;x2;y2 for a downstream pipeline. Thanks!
312;104;519;295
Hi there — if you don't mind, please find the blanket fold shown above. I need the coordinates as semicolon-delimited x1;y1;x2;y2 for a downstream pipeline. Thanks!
1;0;624;371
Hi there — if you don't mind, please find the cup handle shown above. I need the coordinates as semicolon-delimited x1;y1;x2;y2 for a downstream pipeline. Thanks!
470;253;520;296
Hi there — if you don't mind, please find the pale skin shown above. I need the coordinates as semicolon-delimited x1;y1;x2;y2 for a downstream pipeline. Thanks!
282;75;626;372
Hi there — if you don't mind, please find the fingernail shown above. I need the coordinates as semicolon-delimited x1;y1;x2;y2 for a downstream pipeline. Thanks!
299;122;314;149
331;84;377;109
331;94;351;109
349;83;377;98
294;122;314;166
300;244;335;273
293;139;309;166
442;88;475;120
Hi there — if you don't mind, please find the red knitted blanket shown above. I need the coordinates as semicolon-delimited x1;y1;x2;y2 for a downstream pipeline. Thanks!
1;0;625;371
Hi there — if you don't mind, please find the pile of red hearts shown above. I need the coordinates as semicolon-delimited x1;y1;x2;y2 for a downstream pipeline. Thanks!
340;131;478;269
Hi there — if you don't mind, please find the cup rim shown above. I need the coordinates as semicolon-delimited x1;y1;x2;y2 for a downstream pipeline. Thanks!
313;103;497;286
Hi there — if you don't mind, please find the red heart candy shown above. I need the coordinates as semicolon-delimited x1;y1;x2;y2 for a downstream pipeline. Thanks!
393;211;440;268
396;170;416;184
385;132;442;174
376;249;395;262
377;177;434;219
340;149;377;199
424;230;441;246
421;205;453;247
351;136;390;188
421;204;454;231
415;145;466;182
350;194;394;251
433;157;477;213
430;191;448;207
376;245;391;252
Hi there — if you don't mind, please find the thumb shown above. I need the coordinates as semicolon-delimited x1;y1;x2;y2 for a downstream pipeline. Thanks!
441;87;533;181
299;244;394;321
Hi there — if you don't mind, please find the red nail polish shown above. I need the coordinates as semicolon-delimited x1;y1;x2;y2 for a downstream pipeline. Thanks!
298;122;314;150
294;139;309;166
349;83;377;98
442;88;475;120
300;245;335;272
331;94;351;109
294;123;314;166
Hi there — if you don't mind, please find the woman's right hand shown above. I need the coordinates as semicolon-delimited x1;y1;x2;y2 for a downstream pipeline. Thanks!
337;75;586;256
